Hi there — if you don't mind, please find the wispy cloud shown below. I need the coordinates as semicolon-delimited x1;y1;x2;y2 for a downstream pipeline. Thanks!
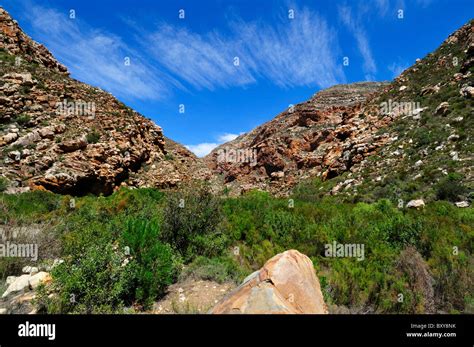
15;3;345;100
374;0;390;16
338;5;377;80
21;5;178;101
388;61;409;78
141;7;345;90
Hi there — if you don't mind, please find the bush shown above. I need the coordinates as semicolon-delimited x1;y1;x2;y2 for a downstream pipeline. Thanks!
0;176;8;192
436;173;467;202
161;181;225;261
42;242;135;313
121;219;180;308
3;186;471;314
86;130;100;144
15;114;31;126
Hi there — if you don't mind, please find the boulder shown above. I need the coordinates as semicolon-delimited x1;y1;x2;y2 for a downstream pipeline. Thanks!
28;272;51;290
2;272;51;298
210;250;327;314
22;266;39;275
270;171;285;179
58;137;88;153
6;276;17;285
435;102;449;116
455;201;469;208
2;274;30;298
0;132;18;146
460;85;474;98
406;199;425;209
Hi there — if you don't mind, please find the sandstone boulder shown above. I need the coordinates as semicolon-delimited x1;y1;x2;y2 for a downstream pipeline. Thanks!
460;85;474;98
2;271;51;298
28;271;51;290
406;199;425;209
435;102;449;116
2;274;30;298
210;250;327;314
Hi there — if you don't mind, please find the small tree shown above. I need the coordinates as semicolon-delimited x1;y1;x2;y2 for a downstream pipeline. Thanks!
161;181;225;261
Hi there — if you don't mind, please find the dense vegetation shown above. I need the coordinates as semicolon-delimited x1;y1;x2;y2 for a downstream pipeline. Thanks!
0;183;472;314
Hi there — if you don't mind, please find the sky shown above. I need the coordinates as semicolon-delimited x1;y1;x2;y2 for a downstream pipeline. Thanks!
2;0;473;156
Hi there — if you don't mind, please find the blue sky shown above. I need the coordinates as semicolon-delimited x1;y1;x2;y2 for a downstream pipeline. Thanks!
2;0;473;156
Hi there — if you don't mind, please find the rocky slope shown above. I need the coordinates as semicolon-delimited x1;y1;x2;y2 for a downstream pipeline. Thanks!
206;20;473;201
0;7;201;195
343;20;473;203
205;81;391;195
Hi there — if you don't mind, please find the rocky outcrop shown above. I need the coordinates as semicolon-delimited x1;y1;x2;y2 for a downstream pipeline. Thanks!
210;250;327;314
205;82;390;195
0;268;52;314
0;7;201;195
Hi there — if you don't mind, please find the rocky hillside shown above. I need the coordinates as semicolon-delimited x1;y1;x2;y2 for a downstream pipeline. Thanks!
205;81;391;195
0;7;200;195
342;20;473;203
206;20;473;202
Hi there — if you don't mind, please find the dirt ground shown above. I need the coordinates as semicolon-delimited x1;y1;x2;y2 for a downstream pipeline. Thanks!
151;278;236;314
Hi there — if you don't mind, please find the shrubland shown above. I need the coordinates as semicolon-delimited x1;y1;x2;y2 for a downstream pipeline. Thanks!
0;182;472;314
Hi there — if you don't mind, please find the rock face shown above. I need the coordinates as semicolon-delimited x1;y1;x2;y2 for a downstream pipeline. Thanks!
205;82;391;195
210;250;327;314
205;20;474;199
0;7;204;195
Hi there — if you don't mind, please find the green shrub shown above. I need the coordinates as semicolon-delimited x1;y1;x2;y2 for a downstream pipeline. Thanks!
436;173;467;202
43;242;135;313
121;219;179;308
161;181;225;261
86;130;100;144
15;114;31;126
2;186;471;314
0;176;8;192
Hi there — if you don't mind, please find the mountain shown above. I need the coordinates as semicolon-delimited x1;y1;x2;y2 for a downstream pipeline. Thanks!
206;20;473;202
205;81;390;194
0;7;200;195
1;5;472;203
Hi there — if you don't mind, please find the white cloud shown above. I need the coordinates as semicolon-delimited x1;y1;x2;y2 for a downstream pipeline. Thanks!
338;5;377;80
217;133;239;142
141;7;345;90
186;132;242;157
185;143;219;157
22;5;178;101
